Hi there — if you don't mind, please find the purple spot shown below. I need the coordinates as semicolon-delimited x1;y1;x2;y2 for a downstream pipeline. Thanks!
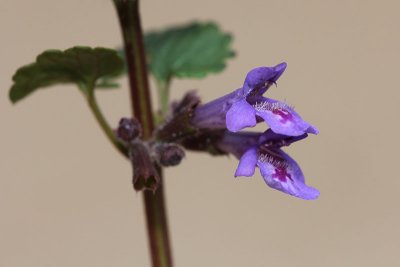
272;109;293;123
272;167;292;183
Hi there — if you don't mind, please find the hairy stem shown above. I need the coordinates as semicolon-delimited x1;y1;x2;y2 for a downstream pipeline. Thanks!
113;1;173;266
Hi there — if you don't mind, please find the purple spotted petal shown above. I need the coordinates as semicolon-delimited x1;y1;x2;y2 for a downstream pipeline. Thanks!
250;97;318;136
226;99;257;132
234;147;257;177
242;63;287;96
257;149;319;200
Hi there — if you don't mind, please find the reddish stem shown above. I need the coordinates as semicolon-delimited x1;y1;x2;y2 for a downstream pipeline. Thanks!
113;1;173;266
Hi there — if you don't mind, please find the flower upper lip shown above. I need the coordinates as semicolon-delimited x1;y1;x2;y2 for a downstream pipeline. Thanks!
242;62;287;96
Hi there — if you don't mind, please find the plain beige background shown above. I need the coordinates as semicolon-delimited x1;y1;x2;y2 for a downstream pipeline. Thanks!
1;0;399;266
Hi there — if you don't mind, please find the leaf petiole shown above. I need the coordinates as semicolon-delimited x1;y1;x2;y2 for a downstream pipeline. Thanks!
86;88;128;157
155;78;171;120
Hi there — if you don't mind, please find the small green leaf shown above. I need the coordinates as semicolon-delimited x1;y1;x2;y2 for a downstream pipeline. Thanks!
9;46;124;103
144;22;235;83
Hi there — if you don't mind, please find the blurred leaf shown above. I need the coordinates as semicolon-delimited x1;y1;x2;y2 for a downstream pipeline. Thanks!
9;47;124;103
96;49;127;89
144;22;235;83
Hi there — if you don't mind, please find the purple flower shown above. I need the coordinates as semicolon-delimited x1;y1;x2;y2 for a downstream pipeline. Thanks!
192;63;318;136
217;130;319;200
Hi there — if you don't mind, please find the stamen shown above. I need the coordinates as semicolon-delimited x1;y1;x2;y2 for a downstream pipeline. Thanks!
246;81;276;97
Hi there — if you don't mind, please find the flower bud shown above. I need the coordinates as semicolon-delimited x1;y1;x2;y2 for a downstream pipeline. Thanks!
155;143;185;167
117;117;142;142
156;91;200;142
130;142;160;192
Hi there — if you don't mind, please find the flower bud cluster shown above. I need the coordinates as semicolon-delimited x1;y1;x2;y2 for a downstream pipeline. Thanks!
116;117;185;192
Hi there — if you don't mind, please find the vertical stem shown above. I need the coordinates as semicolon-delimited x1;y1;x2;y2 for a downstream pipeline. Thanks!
113;1;173;267
114;0;154;138
143;168;172;267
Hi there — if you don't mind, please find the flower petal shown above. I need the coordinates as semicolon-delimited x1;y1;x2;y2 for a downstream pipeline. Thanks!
226;99;257;132
272;62;287;82
259;128;308;145
306;125;319;135
251;97;317;136
257;149;319;200
217;131;261;159
242;63;287;96
235;147;258;177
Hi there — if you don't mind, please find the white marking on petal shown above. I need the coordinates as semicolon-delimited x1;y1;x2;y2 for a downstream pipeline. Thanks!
252;101;294;112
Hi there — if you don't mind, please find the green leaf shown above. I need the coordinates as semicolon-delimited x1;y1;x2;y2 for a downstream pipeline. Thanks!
144;22;235;83
9;46;124;103
95;49;127;89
